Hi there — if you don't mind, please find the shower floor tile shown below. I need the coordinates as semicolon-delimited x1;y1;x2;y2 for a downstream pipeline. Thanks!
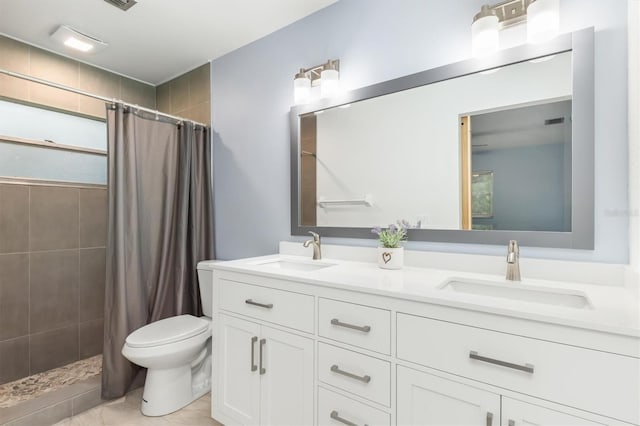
0;355;102;409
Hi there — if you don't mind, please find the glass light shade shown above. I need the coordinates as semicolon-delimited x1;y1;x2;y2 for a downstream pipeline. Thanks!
471;14;499;57
293;75;311;105
320;68;340;98
527;0;560;44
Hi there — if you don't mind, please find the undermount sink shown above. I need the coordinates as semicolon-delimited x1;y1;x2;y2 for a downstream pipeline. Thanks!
256;259;336;272
438;278;592;309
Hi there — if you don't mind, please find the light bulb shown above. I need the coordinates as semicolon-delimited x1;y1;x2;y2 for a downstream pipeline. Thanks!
293;70;311;105
320;61;340;98
472;6;499;57
527;0;560;44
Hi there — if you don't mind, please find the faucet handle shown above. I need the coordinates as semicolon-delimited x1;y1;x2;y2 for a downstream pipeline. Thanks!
508;240;519;254
308;231;320;242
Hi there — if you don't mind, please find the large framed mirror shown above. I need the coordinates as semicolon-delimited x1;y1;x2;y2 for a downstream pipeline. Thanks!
290;28;594;248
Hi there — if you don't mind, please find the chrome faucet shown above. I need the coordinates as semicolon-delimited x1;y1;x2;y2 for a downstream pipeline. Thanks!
506;240;521;281
303;231;322;260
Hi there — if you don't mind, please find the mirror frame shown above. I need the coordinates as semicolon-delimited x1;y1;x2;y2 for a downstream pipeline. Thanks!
290;28;594;249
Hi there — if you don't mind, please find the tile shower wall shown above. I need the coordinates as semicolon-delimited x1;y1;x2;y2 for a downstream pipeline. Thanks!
156;63;211;125
0;35;156;119
0;182;106;384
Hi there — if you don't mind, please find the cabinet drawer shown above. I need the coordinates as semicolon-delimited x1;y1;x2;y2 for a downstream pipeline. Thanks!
318;387;390;426
319;298;390;355
318;343;390;407
220;279;314;333
397;313;640;424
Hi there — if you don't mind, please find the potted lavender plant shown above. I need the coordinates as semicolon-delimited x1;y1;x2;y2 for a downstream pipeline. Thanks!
371;220;410;269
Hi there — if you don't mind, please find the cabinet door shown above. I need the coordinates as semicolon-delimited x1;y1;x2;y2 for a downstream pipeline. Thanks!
218;314;261;425
397;366;500;426
259;325;314;425
502;398;608;426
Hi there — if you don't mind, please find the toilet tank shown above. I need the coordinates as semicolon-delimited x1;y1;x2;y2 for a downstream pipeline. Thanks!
197;261;218;317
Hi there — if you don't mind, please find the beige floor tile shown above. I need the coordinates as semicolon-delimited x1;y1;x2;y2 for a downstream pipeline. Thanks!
54;388;220;426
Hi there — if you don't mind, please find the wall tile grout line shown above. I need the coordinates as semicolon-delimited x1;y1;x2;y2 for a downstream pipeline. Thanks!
27;185;31;376
0;247;107;256
77;188;81;361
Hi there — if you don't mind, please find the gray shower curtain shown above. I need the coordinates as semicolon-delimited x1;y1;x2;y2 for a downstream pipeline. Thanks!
102;104;214;399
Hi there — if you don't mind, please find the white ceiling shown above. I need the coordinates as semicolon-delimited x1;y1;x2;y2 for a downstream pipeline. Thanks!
0;0;336;85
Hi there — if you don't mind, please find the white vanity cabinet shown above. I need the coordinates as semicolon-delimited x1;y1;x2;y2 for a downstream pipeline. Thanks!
397;366;610;426
215;277;315;426
396;313;639;423
217;314;314;425
208;262;640;426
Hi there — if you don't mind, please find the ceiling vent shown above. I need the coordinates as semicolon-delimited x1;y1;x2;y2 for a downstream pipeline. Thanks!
544;117;565;125
103;0;137;11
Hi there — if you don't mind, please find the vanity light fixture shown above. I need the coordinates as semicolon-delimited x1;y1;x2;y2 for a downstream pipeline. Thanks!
471;0;560;57
293;59;340;105
50;25;108;53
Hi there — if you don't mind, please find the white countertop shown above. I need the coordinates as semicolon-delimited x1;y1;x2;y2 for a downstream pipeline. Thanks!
201;253;640;339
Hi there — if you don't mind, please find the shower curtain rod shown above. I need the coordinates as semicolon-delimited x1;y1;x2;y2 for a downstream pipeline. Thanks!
0;68;208;127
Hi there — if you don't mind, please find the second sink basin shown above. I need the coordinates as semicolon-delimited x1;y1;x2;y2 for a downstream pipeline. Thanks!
256;259;336;272
439;278;592;309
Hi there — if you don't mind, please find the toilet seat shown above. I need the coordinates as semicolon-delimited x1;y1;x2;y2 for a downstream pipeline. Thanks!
126;314;210;348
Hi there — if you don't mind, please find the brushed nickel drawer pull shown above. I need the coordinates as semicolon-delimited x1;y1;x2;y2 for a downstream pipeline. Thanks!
486;411;493;426
259;338;266;375
469;351;534;374
250;336;258;372
331;318;371;333
245;299;273;309
330;364;371;383
330;410;368;426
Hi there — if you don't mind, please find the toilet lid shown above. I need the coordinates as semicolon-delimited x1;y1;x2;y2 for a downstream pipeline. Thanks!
126;314;210;348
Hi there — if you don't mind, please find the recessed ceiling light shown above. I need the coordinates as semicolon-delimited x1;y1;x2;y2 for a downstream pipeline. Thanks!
50;25;108;53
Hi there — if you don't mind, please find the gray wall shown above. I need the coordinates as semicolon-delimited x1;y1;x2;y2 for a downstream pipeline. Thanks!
211;0;629;263
472;143;570;232
0;182;106;384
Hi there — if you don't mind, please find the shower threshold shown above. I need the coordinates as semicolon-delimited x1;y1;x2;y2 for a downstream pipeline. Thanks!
0;355;102;425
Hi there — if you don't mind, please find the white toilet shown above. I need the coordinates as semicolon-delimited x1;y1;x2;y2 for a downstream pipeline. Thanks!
121;270;213;416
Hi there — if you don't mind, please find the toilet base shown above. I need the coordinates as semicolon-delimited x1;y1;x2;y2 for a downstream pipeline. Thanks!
140;345;212;416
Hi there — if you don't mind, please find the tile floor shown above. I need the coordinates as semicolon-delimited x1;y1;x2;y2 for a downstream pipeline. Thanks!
53;388;221;426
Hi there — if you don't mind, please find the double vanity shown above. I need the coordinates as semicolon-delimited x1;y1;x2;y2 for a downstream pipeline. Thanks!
194;23;637;426
198;243;640;426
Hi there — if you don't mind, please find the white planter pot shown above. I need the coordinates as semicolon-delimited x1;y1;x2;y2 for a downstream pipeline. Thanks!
377;246;404;270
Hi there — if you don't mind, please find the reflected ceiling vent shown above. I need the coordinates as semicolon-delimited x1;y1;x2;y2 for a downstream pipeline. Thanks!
544;117;565;125
103;0;137;11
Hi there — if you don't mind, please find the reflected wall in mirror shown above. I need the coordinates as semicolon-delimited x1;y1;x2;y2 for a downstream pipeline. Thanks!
464;100;572;232
301;52;571;232
291;28;594;248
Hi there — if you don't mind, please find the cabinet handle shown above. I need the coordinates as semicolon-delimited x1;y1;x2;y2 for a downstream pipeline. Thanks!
259;338;266;375
486;411;493;426
330;318;371;333
469;351;534;374
245;299;273;309
250;336;258;372
330;364;371;383
508;420;515;426
330;410;368;426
